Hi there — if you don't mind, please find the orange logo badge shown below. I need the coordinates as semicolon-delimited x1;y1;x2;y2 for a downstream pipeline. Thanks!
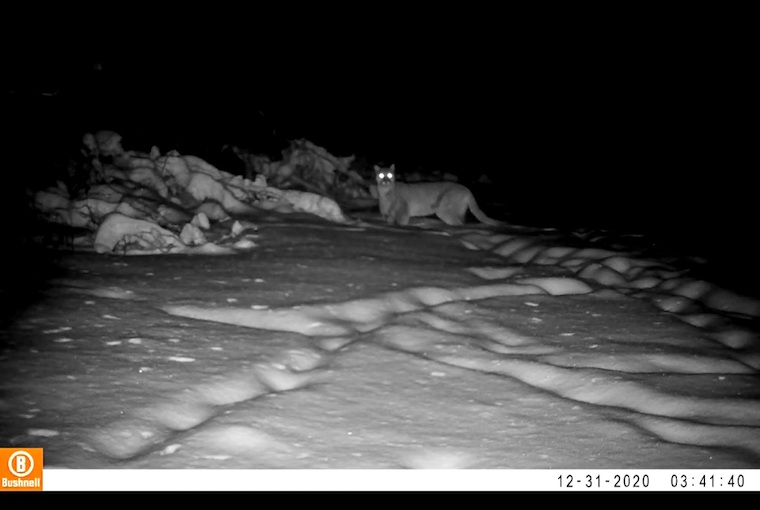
1;448;43;491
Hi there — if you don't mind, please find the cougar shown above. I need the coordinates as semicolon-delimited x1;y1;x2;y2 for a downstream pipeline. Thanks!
374;165;501;227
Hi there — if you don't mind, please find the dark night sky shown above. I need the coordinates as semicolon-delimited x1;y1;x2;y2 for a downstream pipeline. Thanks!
5;24;753;241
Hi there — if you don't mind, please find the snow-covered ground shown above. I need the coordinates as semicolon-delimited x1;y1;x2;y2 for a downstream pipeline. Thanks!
1;201;758;469
0;135;758;471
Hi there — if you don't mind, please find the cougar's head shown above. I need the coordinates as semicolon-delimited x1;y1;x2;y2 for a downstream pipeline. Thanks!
374;164;396;187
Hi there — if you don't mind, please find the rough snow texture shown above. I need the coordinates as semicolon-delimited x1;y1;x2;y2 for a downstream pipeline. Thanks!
159;226;760;461
5;212;760;468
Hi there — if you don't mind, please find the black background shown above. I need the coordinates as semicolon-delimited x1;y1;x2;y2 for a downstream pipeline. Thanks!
4;13;754;256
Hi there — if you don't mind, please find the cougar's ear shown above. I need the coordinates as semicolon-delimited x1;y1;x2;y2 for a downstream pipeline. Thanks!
373;165;379;171
390;163;395;171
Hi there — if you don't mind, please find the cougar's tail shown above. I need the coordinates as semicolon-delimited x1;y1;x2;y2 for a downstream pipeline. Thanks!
467;195;503;227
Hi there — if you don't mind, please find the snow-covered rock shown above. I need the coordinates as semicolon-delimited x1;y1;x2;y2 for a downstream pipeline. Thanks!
280;190;349;223
191;212;210;230
180;223;207;246
94;213;185;254
186;172;257;215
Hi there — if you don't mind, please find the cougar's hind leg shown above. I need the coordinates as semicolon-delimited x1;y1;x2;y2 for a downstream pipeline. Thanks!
435;195;467;226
